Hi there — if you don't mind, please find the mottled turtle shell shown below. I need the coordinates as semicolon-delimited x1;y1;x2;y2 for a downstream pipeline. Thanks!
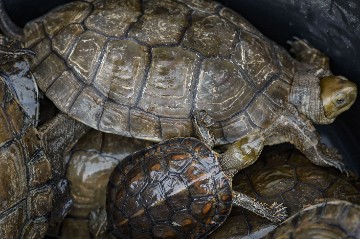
23;0;294;144
266;200;360;238
107;137;233;238
210;147;360;239
0;77;53;238
46;129;152;239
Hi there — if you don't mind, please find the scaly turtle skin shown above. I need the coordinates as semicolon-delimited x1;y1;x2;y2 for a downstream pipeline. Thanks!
266;200;360;238
209;147;360;239
0;0;357;173
0;74;53;238
46;129;152;239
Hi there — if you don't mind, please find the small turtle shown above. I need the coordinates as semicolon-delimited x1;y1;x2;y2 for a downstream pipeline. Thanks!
46;129;152;239
266;200;360;238
209;147;360;239
0;45;89;238
103;112;288;239
0;0;357;173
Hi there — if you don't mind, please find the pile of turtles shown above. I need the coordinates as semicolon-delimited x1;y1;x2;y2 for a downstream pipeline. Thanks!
0;0;359;238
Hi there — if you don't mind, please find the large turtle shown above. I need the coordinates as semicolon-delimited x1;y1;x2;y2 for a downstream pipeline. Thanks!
0;41;89;238
266;200;360;238
0;0;357;173
209;146;360;239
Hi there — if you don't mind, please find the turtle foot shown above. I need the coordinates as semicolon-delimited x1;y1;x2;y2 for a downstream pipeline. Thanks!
317;143;348;175
287;37;329;70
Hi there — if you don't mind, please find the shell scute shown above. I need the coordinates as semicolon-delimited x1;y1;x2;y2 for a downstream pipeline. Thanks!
23;19;45;48
0;202;26;238
69;86;105;129
42;1;91;37
94;39;149;106
28;38;52;68
246;95;278;128
129;109;161;140
233;31;279;89
68;31;107;83
160;118;193;140
162;175;189;210
128;0;191;45
33;53;66;90
195;58;256;122
139;46;198;118
85;0;142;38
45;70;83;113
0;142;27;211
52;24;85;58
182;12;237;57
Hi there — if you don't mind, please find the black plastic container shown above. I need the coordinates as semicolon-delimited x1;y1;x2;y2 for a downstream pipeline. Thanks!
3;0;360;173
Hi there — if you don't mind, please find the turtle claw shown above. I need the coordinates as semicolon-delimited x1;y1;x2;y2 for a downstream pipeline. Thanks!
317;143;348;175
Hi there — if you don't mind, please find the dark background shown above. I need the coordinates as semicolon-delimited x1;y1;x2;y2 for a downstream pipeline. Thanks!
3;0;360;174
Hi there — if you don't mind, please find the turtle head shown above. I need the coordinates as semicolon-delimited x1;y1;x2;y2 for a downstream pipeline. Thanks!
290;67;357;124
320;75;357;120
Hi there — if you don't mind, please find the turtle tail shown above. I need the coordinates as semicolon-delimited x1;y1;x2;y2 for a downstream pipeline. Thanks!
0;0;24;41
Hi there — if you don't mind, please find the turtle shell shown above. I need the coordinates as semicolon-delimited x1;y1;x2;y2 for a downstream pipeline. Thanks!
209;147;360;239
266;200;360;238
0;76;53;238
107;137;233;238
23;0;295;144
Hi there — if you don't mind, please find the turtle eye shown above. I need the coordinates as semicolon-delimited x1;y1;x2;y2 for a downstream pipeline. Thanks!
334;93;346;107
336;98;345;105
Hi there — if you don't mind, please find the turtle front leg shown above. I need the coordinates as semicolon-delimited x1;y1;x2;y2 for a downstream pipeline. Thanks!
232;191;287;223
288;37;330;71
265;104;346;173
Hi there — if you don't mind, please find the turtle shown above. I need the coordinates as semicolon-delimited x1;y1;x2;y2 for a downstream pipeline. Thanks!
101;111;289;239
266;200;360;238
46;129;152;239
209;146;360;239
0;0;357;174
0;43;89;238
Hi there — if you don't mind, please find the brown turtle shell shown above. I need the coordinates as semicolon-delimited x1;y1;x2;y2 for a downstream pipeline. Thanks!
107;137;233;238
23;0;294;144
266;200;360;238
210;147;360;239
0;76;53;238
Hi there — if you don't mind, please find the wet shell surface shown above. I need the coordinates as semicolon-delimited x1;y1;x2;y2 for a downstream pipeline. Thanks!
209;147;360;239
107;137;233;238
0;76;53;238
46;129;152;239
266;200;360;238
24;0;295;144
